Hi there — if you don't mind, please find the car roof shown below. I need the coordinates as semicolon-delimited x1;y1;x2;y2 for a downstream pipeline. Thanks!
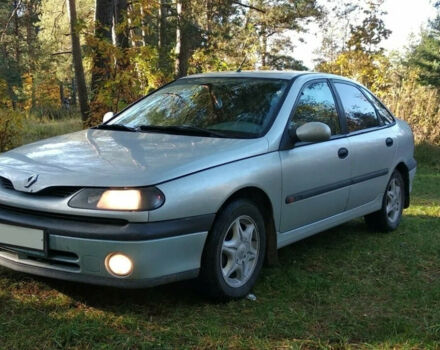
182;70;361;85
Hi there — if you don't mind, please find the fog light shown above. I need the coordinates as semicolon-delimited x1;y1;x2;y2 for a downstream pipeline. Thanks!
106;253;133;277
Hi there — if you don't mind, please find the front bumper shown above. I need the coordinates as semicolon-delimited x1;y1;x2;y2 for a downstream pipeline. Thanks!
0;205;214;288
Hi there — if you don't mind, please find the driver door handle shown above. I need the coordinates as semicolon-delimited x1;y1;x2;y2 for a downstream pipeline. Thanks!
338;148;349;159
386;137;394;147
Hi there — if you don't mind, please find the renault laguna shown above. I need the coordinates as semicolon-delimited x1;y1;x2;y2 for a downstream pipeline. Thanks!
0;71;416;299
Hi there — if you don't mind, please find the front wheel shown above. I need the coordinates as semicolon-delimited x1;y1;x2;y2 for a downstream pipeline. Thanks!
365;170;405;232
198;199;266;300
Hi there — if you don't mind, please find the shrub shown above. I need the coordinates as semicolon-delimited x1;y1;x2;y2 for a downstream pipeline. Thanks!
0;109;25;152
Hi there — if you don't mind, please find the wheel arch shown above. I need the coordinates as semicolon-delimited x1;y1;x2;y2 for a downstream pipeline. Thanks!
394;162;410;208
213;186;279;266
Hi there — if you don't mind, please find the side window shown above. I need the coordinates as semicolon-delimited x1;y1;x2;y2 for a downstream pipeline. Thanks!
334;83;380;132
291;81;340;135
362;89;395;125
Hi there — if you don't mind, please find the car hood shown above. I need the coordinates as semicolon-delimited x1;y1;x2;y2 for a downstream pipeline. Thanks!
0;129;269;192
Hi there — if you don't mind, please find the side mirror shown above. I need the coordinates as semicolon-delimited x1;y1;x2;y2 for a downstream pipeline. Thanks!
102;111;114;123
289;122;331;143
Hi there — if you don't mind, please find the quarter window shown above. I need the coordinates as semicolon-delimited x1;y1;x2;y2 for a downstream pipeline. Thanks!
291;82;340;135
362;89;395;125
334;83;380;132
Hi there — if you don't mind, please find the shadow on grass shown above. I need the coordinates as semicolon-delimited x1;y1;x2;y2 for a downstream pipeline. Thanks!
0;219;399;311
1;212;440;347
2;220;370;306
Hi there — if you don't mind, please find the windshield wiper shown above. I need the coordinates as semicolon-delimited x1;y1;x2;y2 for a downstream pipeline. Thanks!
93;124;138;132
137;125;229;138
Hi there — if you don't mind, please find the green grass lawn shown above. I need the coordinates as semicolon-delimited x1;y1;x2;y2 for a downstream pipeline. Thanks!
1;126;439;349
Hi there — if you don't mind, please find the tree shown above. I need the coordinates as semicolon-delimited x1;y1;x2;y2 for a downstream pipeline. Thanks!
23;0;42;110
90;0;113;96
158;0;170;70
316;0;391;88
347;0;391;53
175;0;192;77
410;5;440;88
67;0;89;122
115;0;130;49
250;0;323;69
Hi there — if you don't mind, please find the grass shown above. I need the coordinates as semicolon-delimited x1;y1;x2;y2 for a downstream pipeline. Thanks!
1;123;440;349
17;117;83;146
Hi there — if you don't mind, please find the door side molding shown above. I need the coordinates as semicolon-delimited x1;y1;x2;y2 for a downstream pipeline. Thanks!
285;168;389;204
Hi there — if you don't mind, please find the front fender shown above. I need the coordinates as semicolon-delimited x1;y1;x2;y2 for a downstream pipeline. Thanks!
151;152;282;231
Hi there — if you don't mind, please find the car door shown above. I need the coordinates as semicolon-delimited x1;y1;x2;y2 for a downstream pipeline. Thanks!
279;80;352;232
331;81;397;210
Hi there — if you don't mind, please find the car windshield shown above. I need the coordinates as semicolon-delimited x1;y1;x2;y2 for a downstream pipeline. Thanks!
109;77;289;138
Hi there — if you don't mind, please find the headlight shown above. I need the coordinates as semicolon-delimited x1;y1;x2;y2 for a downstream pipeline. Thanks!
68;187;165;211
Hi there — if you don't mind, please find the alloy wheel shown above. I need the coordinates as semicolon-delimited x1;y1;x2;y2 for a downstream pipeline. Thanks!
386;177;402;223
220;215;260;288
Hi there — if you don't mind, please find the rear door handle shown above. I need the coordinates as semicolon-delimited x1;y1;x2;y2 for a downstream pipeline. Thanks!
338;148;349;159
386;138;393;147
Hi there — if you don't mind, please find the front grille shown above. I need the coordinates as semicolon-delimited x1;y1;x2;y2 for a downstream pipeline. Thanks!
27;249;80;271
0;177;14;190
0;175;80;198
31;187;81;198
0;203;128;226
0;246;80;271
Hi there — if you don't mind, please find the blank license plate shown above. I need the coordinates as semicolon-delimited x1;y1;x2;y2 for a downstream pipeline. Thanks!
0;223;44;251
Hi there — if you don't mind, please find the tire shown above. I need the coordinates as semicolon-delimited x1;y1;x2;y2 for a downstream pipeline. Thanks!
198;199;266;300
365;170;405;232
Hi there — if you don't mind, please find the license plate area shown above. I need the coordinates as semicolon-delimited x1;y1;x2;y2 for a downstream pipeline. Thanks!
0;222;46;253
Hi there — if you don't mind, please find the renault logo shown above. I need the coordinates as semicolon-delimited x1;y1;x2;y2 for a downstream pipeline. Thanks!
24;174;39;188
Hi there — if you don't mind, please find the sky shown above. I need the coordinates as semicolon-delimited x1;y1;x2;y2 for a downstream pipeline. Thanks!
293;0;437;68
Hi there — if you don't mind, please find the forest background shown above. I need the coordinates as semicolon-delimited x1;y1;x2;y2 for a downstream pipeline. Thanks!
0;0;439;151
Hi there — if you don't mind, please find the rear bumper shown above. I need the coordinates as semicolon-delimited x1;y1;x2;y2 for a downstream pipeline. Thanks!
0;205;213;287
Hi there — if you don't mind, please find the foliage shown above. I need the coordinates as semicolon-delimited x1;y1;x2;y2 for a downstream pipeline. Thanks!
380;63;440;145
0;109;24;152
20;116;83;144
315;1;440;145
0;0;438;144
346;0;391;53
410;12;440;88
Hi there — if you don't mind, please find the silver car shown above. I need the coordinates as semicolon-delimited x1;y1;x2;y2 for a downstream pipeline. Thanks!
0;71;416;299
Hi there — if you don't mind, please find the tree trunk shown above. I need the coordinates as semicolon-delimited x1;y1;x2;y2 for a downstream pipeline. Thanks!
126;4;137;47
1;44;17;109
67;0;89;122
158;0;168;66
114;0;130;74
261;36;267;67
175;0;190;78
139;2;147;46
261;25;268;68
206;0;212;39
114;0;129;48
7;84;17;110
91;0;113;95
25;0;36;110
71;76;77;106
59;81;65;106
13;0;20;67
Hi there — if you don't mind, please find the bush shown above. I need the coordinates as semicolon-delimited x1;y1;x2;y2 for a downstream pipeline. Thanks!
20;117;83;145
0;109;25;152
